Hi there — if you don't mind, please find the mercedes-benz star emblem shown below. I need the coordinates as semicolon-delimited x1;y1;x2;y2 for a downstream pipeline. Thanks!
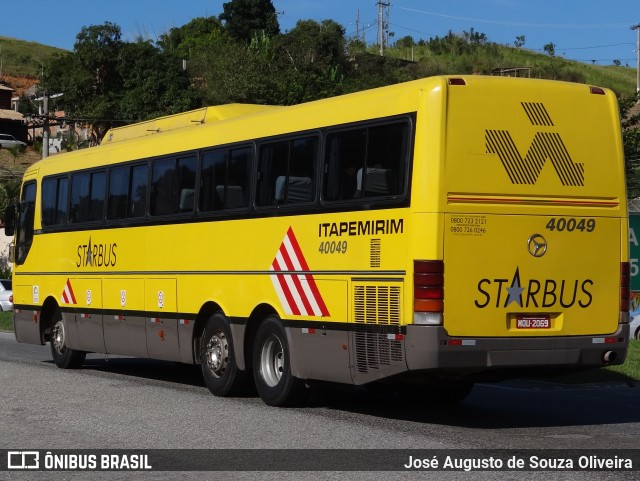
527;234;547;258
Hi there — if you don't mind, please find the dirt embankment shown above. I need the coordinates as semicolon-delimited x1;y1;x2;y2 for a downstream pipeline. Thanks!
0;148;40;177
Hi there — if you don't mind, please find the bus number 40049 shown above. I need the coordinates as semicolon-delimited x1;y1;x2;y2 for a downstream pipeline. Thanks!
318;241;348;254
545;217;595;233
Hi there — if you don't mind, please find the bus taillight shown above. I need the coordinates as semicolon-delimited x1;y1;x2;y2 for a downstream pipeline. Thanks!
413;260;444;325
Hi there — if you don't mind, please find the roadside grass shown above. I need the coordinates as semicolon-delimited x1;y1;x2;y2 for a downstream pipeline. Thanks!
547;340;640;385
0;311;13;331
0;310;637;384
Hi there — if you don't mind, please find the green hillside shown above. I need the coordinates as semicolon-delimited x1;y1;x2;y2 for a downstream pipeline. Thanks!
1;33;636;98
0;36;67;77
381;41;637;97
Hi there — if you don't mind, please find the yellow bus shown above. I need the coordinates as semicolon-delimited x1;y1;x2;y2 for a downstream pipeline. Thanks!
6;75;630;406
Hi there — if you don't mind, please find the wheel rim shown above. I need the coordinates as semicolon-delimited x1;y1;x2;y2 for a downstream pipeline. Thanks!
52;321;65;354
205;330;228;378
260;334;284;387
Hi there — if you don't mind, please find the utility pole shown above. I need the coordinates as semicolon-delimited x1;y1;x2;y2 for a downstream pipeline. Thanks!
377;1;390;56
633;23;640;92
42;92;50;159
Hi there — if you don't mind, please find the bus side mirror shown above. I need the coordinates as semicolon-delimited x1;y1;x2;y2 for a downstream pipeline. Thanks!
4;203;16;237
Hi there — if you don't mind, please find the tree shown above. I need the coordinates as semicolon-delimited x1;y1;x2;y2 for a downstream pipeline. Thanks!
620;92;640;198
117;39;202;121
272;19;351;102
42;22;202;141
543;42;556;56
42;23;125;137
514;35;525;48
158;17;225;58
395;36;415;49
219;0;280;43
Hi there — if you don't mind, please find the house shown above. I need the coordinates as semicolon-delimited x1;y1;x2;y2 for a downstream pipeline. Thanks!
0;84;27;142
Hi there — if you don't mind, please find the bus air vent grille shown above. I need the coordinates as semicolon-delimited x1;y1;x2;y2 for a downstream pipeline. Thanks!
370;239;381;268
353;284;403;373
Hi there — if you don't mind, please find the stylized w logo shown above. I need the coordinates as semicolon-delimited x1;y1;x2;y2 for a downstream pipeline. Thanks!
485;103;584;186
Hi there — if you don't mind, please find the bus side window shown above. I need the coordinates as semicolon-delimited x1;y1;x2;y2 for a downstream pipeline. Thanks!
175;156;196;213
323;129;366;201
129;164;148;218
88;171;106;221
107;166;129;220
42;176;68;227
227;147;251;208
70;171;105;223
108;164;148;220
363;122;407;198
201;150;227;211
201;147;251;212
16;181;36;265
150;156;196;216
258;137;317;206
150;159;174;216
323;122;408;202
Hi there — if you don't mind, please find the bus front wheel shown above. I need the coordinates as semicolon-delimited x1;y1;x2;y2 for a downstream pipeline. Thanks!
50;316;86;369
201;312;249;397
253;315;307;407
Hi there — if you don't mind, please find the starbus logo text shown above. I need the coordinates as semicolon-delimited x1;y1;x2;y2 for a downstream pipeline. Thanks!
76;237;118;268
474;267;593;309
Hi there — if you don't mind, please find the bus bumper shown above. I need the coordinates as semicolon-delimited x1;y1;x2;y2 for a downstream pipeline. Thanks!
404;324;629;375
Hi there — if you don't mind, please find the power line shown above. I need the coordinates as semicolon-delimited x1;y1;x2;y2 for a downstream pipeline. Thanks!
394;5;629;29
550;42;635;51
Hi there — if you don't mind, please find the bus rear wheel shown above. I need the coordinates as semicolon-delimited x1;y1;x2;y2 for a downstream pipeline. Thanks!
253;315;307;407
50;316;86;369
201;312;249;397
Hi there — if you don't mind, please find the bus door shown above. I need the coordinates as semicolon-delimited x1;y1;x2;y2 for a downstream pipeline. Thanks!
145;278;180;362
12;181;41;345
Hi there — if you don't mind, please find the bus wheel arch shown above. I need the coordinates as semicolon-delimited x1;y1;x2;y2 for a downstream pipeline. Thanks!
199;309;250;397
40;296;61;345
42;299;86;369
191;301;222;364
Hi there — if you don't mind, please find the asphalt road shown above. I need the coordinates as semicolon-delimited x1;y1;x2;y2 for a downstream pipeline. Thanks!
1;331;639;480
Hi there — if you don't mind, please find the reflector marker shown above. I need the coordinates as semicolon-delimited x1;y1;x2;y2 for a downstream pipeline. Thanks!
61;279;77;305
270;227;330;317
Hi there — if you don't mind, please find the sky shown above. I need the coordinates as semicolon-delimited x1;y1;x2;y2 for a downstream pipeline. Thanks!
1;0;639;67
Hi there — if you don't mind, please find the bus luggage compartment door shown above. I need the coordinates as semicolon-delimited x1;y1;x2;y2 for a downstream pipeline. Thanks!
145;278;180;362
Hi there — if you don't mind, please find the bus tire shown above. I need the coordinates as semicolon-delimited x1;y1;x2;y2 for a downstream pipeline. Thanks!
253;315;307;407
50;315;86;369
201;312;249;397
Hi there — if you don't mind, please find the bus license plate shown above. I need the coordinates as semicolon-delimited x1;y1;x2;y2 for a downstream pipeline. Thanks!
516;316;550;329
